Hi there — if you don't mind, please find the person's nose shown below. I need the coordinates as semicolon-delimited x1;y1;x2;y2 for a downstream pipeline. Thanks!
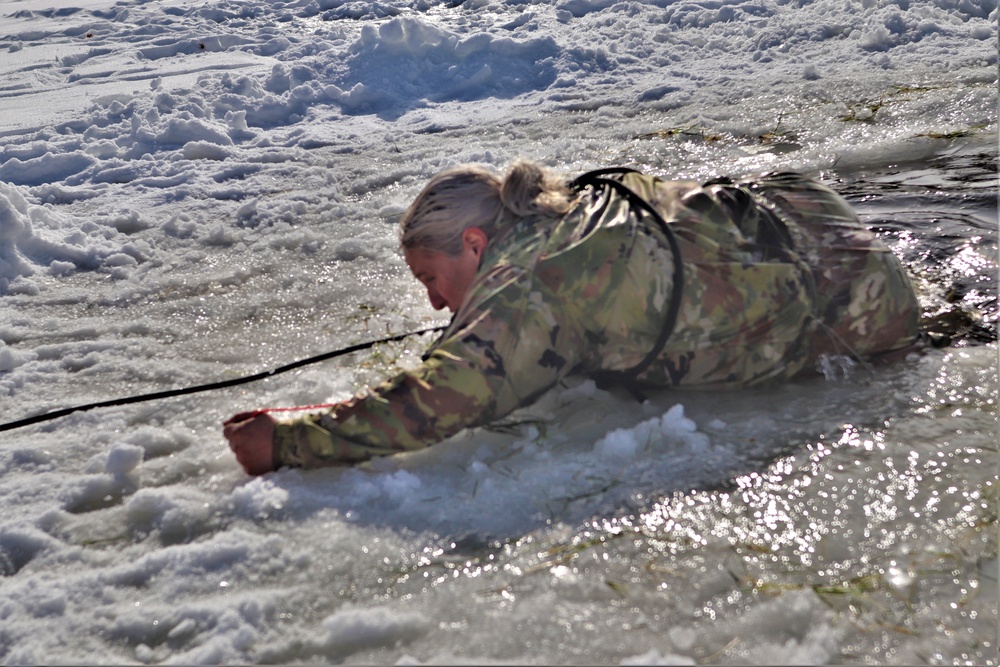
428;288;447;311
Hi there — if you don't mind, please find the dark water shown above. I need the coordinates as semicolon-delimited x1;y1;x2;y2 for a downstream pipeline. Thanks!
840;144;998;347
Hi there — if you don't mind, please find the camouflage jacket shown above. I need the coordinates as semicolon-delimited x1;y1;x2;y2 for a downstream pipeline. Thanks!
271;171;919;468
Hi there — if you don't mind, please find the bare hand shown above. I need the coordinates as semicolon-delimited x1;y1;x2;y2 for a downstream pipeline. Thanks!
223;411;277;475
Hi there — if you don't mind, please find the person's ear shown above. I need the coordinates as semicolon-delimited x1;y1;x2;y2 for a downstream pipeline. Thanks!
462;227;488;259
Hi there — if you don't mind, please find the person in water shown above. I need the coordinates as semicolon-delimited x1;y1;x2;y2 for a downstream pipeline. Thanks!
224;161;920;475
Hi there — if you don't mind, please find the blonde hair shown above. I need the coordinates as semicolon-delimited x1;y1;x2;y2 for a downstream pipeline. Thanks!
399;159;574;255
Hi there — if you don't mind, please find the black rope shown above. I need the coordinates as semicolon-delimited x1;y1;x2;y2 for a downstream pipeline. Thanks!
0;325;446;433
570;168;686;389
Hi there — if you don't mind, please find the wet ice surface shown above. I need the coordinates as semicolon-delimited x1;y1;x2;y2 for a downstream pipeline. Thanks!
5;327;996;665
0;0;997;664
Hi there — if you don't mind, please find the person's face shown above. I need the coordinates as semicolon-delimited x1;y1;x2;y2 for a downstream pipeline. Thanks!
404;228;487;313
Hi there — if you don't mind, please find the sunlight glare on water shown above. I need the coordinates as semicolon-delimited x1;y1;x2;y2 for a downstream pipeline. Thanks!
485;343;997;665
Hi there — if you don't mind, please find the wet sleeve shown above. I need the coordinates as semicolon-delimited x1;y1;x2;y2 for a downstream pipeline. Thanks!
271;279;583;468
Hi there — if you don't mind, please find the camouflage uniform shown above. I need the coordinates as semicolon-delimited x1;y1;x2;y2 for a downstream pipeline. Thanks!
272;171;919;468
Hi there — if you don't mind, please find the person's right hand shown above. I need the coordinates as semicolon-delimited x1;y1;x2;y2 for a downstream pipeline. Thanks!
223;411;277;476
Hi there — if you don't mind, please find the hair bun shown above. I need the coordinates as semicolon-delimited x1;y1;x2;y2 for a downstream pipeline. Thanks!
500;159;573;218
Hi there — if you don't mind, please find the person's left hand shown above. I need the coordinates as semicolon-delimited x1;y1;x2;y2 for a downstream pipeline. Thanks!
223;411;277;475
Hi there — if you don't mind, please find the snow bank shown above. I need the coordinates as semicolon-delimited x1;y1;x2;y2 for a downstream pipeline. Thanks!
0;181;143;290
327;17;560;116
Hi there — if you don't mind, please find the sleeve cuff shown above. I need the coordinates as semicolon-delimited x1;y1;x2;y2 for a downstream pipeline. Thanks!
272;418;340;469
271;415;403;469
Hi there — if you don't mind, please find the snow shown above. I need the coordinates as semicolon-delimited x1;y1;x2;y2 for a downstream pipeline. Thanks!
0;0;997;664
